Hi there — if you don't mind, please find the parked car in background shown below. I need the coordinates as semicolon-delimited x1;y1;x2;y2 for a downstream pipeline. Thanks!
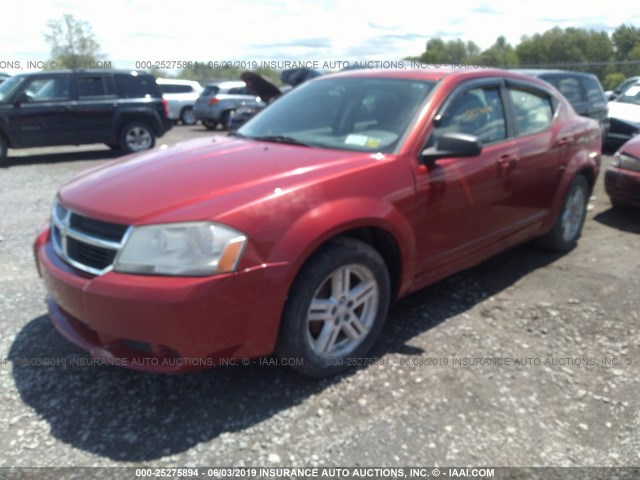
34;68;601;378
0;72;10;85
606;80;640;148
605;76;640;100
228;68;319;131
605;125;640;209
194;81;262;130
0;69;172;166
515;69;609;140
156;78;203;125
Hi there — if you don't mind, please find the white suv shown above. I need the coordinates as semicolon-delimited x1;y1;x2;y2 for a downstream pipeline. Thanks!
156;78;203;125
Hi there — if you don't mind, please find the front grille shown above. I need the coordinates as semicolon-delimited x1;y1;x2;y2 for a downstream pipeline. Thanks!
66;237;119;270
69;215;128;242
51;202;130;276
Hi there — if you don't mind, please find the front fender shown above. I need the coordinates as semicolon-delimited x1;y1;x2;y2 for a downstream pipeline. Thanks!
269;196;416;298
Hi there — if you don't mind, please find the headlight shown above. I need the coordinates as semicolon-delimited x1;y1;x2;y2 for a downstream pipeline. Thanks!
114;222;247;276
612;151;640;172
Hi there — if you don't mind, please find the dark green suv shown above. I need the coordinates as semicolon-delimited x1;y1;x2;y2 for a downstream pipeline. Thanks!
0;70;172;166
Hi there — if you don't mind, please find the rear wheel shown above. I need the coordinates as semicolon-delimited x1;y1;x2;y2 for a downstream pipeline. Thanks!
202;119;217;130
221;110;235;130
180;107;197;125
119;122;155;153
539;175;589;252
276;237;390;378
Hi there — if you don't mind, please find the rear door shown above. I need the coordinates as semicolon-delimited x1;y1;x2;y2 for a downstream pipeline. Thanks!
504;80;569;220
74;74;118;144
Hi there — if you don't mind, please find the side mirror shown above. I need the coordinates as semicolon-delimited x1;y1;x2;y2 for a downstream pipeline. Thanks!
608;93;617;101
13;91;30;105
421;132;482;166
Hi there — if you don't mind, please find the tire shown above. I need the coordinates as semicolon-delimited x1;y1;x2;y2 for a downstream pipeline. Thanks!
221;110;235;130
276;237;391;378
119;122;155;153
180;107;197;125
0;135;7;167
539;175;589;252
202;119;217;130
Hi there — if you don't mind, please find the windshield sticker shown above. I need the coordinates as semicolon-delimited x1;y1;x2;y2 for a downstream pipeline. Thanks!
345;134;369;146
366;137;381;148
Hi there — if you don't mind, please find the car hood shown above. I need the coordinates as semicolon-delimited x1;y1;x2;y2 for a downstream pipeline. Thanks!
59;136;378;225
608;101;640;126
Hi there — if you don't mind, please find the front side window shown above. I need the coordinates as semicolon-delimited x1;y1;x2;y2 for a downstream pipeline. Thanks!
22;76;70;102
509;88;554;136
433;86;507;144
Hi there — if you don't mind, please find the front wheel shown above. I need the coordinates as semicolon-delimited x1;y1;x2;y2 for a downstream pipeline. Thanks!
276;237;390;378
119;122;155;153
539;175;589;252
0;135;8;167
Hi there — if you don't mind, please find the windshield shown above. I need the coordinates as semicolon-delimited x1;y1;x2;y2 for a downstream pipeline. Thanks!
616;83;640;106
237;76;436;153
0;75;23;101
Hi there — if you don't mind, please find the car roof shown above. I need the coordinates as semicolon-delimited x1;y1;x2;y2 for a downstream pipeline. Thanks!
8;69;153;77
156;78;202;86
319;67;557;86
512;69;599;79
204;80;247;88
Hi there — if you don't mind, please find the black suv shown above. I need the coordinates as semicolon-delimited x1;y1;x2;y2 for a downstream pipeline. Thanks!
515;69;609;140
0;70;172;165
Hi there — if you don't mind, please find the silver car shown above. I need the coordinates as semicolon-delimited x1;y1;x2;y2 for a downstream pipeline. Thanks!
157;78;203;125
194;81;263;130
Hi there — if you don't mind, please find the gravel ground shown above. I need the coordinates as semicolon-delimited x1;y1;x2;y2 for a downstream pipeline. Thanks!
0;126;639;471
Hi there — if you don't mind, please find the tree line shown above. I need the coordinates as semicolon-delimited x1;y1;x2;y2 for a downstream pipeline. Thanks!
42;15;640;89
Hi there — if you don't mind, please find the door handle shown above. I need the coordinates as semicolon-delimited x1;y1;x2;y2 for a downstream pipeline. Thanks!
557;137;573;147
498;155;518;167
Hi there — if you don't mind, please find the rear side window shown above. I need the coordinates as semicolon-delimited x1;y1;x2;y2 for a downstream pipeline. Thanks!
201;86;220;96
509;88;554;136
581;76;606;110
159;84;194;94
544;76;583;105
77;75;116;98
115;74;160;98
227;86;251;95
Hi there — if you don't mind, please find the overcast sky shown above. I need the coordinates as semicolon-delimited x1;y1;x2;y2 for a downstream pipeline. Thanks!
1;0;638;74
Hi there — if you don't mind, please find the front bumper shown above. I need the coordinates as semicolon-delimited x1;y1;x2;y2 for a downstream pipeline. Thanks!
34;228;290;373
605;166;640;208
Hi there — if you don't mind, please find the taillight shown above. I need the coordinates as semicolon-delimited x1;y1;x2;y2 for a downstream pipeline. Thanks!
161;98;169;118
208;98;220;105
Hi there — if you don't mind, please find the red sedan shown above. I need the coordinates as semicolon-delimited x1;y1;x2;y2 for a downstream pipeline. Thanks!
605;134;640;209
34;68;601;377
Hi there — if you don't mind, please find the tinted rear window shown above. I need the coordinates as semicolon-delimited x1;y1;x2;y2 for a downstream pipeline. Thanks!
159;84;194;94
542;76;583;105
115;74;161;98
77;75;116;98
581;76;606;109
201;86;220;96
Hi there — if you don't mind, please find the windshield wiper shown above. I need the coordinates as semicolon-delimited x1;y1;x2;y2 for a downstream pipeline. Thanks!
251;135;312;147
